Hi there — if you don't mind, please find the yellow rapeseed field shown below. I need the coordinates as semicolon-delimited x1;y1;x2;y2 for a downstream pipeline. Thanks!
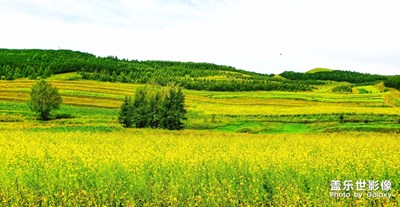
0;130;399;206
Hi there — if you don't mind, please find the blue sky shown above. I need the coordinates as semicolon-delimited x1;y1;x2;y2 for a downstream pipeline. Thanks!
0;0;399;75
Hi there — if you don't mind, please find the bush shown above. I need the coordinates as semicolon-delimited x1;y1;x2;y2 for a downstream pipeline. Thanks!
54;113;74;119
339;114;345;123
332;84;353;93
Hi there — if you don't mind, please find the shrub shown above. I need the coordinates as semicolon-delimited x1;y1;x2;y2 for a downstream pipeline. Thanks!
54;113;74;119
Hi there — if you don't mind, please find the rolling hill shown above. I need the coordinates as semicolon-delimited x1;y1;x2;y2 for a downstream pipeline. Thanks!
1;48;400;206
1;48;400;134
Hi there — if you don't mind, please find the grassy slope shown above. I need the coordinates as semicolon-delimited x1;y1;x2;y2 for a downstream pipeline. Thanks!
1;73;400;133
306;68;334;73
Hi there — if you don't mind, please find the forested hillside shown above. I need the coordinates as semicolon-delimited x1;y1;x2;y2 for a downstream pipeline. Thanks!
1;49;398;92
0;49;314;92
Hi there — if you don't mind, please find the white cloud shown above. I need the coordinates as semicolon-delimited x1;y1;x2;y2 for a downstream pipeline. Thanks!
0;0;399;75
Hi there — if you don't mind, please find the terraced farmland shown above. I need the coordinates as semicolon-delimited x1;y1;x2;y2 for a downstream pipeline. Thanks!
0;73;400;206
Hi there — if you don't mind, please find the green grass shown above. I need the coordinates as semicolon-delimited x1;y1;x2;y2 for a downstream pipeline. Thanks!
306;68;333;73
0;102;119;131
214;121;318;134
313;81;347;93
357;88;372;94
0;102;117;118
394;98;400;107
324;123;400;133
2;100;400;134
356;86;381;94
214;122;312;134
214;121;263;133
265;123;312;134
46;72;82;81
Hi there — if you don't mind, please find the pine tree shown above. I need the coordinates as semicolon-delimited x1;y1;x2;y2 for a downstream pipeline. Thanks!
5;65;14;80
14;67;22;79
28;66;37;80
43;66;52;78
111;71;117;82
36;67;44;79
118;71;128;83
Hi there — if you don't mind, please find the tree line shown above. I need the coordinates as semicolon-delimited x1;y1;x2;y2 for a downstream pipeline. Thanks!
180;79;314;91
280;70;386;84
119;85;187;130
80;70;314;92
384;76;400;90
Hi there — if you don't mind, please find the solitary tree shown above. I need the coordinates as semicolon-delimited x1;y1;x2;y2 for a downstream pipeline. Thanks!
28;79;62;120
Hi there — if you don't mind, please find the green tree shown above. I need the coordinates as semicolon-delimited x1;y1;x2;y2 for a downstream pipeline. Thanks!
160;86;187;130
132;87;149;128
118;85;187;130
172;86;187;129
148;90;162;128
118;96;134;128
28;79;62;120
384;75;400;90
43;66;52;78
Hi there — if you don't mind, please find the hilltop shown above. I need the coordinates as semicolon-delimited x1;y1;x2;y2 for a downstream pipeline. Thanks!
306;68;333;73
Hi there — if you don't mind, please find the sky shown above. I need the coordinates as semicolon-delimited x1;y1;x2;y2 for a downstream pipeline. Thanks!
0;0;399;75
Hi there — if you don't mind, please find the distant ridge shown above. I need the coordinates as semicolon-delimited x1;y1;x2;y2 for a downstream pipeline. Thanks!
307;68;334;73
